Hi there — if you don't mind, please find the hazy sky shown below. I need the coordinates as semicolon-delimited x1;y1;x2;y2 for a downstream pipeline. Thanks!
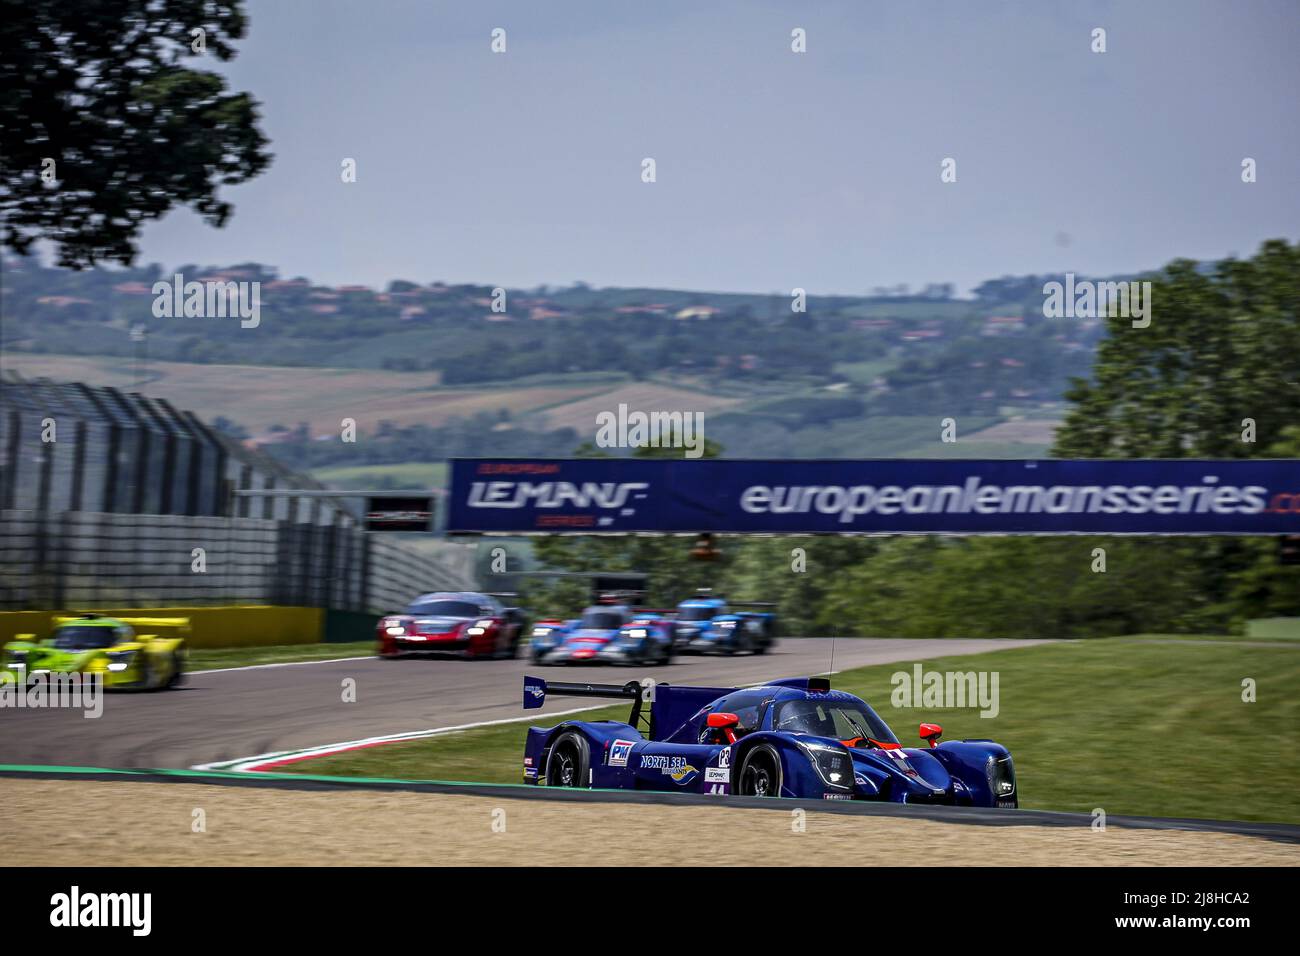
136;0;1299;295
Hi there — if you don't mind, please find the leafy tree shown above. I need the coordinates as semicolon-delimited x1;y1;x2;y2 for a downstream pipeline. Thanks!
0;0;271;266
1053;240;1299;458
1052;240;1300;629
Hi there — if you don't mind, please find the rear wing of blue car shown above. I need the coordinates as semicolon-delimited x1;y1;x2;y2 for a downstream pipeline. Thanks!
523;675;646;710
524;675;652;733
523;675;738;741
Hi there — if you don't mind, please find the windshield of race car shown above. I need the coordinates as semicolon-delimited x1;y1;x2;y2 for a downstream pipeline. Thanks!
676;606;716;622
774;699;899;745
50;625;122;650
405;600;484;618
580;610;625;630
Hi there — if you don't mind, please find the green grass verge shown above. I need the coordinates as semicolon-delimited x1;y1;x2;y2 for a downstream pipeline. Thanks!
188;641;375;672
1121;632;1300;644
1245;619;1300;641
283;637;1300;823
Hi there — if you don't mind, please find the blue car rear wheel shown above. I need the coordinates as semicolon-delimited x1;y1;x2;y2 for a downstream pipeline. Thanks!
545;732;589;788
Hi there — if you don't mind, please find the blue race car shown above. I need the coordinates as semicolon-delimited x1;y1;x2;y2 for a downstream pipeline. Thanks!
673;592;776;655
521;674;1018;807
529;604;676;665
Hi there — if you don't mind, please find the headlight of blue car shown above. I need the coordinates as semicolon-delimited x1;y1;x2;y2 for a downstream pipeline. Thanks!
803;741;853;790
986;754;1016;797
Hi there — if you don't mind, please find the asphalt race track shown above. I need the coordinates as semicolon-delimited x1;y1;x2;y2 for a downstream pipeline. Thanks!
0;637;1050;770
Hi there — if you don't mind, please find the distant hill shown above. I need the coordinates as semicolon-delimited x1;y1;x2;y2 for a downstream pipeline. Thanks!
0;256;1103;469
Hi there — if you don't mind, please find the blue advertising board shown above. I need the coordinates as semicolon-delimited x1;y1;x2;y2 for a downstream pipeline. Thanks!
447;458;1300;535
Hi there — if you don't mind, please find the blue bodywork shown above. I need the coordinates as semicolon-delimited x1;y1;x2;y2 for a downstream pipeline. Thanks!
673;596;775;654
529;605;675;665
520;675;1018;806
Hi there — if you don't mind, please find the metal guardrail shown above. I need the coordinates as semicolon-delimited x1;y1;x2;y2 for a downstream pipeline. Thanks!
0;509;473;613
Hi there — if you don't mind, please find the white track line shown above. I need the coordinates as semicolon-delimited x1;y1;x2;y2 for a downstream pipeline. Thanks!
194;656;373;675
192;705;610;773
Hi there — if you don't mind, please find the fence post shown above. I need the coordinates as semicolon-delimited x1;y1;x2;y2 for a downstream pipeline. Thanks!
237;465;252;517
52;511;71;608
36;426;54;514
262;476;277;520
360;530;373;614
2;410;20;510
323;512;342;609
101;387;149;514
80;385;120;512
69;419;87;512
139;400;177;515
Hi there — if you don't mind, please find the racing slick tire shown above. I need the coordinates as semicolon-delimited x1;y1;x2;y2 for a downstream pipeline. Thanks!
165;652;185;689
545;731;590;788
135;654;155;690
737;744;783;798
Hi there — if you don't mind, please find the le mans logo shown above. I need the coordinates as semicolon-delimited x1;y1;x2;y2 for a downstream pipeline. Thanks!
49;886;152;936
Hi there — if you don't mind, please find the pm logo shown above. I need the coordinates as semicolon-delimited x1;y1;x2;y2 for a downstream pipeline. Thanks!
609;739;635;768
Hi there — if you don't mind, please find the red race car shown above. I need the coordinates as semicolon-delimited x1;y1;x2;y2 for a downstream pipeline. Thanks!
377;591;527;660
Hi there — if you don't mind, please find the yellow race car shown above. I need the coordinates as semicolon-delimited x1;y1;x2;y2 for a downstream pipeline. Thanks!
1;614;189;690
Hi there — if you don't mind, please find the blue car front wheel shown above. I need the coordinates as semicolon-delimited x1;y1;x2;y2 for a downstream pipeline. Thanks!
737;745;782;797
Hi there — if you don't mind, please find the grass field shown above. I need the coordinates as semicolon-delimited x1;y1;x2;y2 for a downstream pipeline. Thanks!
310;462;448;490
532;381;744;432
710;413;1005;458
1;353;608;438
283;637;1300;824
831;359;895;385
188;641;374;672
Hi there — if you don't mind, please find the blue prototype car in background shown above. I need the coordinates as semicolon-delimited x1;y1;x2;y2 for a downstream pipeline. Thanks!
521;674;1018;806
529;604;676;665
673;592;776;655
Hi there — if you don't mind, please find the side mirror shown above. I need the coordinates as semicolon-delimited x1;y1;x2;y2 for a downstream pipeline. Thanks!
707;711;740;744
919;722;943;748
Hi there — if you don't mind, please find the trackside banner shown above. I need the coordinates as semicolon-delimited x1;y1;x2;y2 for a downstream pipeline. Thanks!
446;458;1300;535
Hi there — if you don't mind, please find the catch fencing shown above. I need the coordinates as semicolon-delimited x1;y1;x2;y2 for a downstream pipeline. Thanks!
0;373;474;613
